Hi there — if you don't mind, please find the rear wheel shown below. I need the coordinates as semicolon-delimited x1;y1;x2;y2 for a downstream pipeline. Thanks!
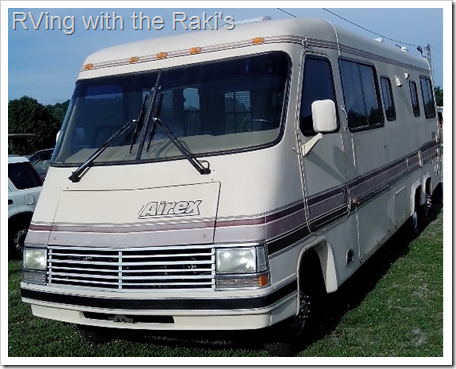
431;183;443;205
410;189;428;238
418;192;432;228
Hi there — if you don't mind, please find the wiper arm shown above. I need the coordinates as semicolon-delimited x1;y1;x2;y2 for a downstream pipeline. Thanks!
128;94;148;154
145;92;164;152
68;118;139;183
153;116;211;175
135;71;162;160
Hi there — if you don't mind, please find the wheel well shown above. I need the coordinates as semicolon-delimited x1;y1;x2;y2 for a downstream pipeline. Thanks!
9;212;33;230
414;186;421;210
425;178;432;196
297;249;327;295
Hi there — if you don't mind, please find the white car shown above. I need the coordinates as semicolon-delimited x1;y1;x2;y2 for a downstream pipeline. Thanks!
8;156;43;259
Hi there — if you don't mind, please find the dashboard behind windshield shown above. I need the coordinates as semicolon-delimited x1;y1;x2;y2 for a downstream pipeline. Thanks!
53;51;290;165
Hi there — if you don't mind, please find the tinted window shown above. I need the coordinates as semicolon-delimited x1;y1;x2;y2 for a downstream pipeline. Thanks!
380;77;396;121
409;81;420;117
300;56;337;136
340;60;383;130
54;52;290;164
420;77;436;119
8;162;43;189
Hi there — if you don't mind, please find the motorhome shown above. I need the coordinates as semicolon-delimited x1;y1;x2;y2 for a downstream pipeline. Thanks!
21;17;442;355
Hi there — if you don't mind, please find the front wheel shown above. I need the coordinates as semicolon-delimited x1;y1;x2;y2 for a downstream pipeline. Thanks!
9;219;31;260
263;290;314;356
263;253;325;356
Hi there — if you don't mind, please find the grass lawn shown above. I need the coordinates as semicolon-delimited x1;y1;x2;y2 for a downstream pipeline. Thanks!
7;206;444;361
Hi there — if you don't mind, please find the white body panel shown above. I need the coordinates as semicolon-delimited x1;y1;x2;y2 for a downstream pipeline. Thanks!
21;17;442;333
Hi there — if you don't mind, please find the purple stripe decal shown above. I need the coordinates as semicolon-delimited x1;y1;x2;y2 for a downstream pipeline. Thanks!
31;141;439;243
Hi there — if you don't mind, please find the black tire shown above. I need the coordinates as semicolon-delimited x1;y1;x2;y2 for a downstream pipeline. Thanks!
409;189;432;239
431;183;443;205
417;192;432;228
9;218;31;260
76;325;111;344
263;252;325;356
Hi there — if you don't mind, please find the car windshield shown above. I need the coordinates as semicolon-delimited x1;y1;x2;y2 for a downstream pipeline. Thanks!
53;51;290;165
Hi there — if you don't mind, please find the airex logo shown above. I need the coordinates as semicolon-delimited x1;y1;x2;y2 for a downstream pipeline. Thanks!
139;200;202;218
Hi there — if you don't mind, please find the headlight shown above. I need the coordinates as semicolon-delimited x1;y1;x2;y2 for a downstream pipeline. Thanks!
216;248;256;274
23;248;47;270
215;244;270;289
23;247;47;285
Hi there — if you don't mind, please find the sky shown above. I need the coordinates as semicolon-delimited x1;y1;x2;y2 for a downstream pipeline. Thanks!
3;2;449;107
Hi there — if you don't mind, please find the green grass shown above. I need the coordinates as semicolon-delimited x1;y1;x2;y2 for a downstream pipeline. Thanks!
8;206;443;359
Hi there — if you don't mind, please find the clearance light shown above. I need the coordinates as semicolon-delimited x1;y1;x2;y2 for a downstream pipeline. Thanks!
84;63;94;70
129;56;139;64
252;37;265;45
157;52;168;59
190;47;202;55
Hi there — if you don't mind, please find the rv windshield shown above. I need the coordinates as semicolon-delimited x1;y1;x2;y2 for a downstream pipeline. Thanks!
53;51;290;165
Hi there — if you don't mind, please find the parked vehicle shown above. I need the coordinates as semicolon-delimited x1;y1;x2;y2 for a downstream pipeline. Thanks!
21;17;442;355
8;156;42;259
28;148;53;180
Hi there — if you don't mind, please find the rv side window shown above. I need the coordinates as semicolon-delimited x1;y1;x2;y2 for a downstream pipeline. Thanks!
380;77;396;121
409;81;420;117
339;60;383;131
420;76;436;119
300;56;338;136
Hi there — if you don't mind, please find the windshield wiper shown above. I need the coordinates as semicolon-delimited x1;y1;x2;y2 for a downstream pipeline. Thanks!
135;71;162;160
127;94;148;154
68;118;140;182
152;114;211;175
144;91;210;175
69;72;163;183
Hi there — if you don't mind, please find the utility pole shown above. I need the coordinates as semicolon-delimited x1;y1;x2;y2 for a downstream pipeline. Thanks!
424;44;434;84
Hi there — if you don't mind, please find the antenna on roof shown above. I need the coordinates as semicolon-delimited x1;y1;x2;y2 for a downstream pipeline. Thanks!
235;16;271;25
394;44;409;52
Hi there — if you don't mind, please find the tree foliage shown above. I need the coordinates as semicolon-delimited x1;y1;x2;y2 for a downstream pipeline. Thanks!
8;96;69;155
434;86;443;107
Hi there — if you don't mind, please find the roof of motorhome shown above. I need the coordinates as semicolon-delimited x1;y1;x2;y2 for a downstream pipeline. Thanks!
81;17;429;74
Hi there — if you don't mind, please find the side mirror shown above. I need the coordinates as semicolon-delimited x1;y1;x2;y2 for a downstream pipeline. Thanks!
302;100;337;156
56;130;61;144
312;99;337;133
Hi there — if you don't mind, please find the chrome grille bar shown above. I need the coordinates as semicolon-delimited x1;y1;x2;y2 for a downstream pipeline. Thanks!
47;245;216;291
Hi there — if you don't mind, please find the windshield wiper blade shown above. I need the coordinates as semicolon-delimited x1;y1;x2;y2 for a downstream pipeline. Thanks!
153;116;211;175
128;94;149;154
68;118;139;183
145;92;164;152
135;71;162;160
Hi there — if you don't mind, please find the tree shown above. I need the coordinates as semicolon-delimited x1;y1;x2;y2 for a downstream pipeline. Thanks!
46;100;70;123
8;96;63;155
434;86;443;106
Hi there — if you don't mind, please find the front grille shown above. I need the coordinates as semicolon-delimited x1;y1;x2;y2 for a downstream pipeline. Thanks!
47;245;215;291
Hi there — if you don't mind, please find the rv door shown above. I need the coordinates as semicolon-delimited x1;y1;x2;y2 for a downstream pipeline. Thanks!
298;54;353;234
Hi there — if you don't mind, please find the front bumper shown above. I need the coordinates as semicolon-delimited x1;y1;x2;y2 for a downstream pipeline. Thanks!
21;280;298;331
